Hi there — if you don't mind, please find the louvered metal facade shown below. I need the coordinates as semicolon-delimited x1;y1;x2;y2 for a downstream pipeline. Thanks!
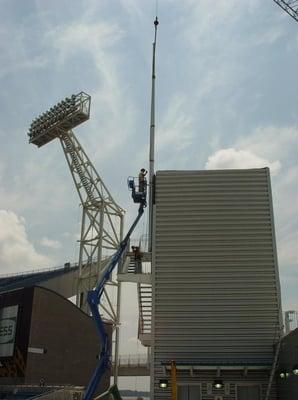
151;169;282;400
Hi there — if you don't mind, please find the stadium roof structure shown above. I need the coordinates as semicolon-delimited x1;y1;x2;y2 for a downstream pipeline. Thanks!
0;263;79;298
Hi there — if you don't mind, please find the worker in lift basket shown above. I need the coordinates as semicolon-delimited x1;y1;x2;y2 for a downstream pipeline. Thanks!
138;168;147;193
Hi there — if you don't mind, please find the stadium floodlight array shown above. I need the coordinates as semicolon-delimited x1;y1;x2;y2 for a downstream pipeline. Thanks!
28;91;91;147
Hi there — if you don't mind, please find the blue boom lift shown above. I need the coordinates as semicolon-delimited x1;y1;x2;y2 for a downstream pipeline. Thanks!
83;183;147;400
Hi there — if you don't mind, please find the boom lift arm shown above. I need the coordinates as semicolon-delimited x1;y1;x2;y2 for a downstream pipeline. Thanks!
83;203;145;400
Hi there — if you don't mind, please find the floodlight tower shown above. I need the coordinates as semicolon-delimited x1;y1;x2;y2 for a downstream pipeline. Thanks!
28;92;125;382
273;0;298;21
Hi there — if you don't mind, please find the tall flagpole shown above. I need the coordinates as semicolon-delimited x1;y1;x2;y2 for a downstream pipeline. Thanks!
148;17;159;252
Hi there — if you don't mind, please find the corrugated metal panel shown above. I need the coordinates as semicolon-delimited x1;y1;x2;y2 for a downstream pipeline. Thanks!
151;169;282;399
152;370;278;400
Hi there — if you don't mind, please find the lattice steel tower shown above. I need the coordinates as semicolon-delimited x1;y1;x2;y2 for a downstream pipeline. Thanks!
273;0;298;21
28;92;125;381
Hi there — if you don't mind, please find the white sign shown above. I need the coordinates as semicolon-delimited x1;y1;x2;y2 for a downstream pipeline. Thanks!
0;305;18;357
0;319;16;344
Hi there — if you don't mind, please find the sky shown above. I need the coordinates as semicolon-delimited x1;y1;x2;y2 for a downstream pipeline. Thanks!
0;0;298;383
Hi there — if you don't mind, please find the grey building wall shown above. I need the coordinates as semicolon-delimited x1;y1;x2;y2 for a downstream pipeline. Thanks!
26;286;112;393
151;169;282;399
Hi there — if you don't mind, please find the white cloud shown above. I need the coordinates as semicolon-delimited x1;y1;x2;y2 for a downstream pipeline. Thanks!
213;127;298;230
0;161;4;184
157;94;193;152
0;210;51;273
278;229;298;269
274;165;298;225
237;126;298;161
45;19;136;164
0;15;51;79
40;237;62;250
0;155;74;215
119;0;146;20
182;0;281;49
47;21;124;64
205;147;281;175
249;25;284;46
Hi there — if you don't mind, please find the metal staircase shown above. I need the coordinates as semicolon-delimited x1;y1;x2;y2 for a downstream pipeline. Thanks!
127;258;138;274
117;250;152;346
138;283;152;346
117;252;151;284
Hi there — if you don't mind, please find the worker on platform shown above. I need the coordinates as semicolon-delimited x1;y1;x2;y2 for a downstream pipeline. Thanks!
132;245;142;273
138;168;147;193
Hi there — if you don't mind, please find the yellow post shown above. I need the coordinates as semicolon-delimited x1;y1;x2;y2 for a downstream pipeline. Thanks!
171;360;177;400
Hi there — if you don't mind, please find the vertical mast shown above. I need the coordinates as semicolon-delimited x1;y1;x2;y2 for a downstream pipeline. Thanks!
149;17;159;252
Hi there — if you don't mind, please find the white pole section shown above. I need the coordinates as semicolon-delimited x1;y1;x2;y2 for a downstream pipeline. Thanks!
148;17;159;252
